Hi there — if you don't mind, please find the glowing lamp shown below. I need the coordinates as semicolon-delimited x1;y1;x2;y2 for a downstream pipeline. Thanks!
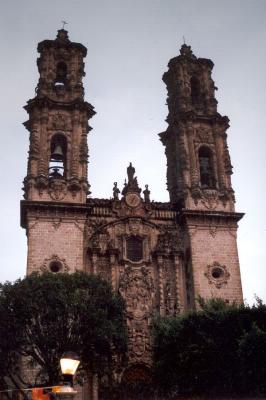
60;352;80;380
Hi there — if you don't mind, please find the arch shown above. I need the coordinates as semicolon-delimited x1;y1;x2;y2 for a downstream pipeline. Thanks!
49;133;67;177
198;146;216;188
55;61;67;86
190;76;201;104
121;363;152;385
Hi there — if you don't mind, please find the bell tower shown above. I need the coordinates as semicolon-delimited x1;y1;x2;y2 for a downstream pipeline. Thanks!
160;44;243;306
23;29;95;203
21;30;95;276
160;44;234;212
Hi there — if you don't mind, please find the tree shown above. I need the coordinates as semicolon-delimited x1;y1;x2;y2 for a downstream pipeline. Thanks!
0;272;127;392
152;298;266;397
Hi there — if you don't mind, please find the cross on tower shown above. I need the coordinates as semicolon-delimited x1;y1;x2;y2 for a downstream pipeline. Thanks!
62;20;68;29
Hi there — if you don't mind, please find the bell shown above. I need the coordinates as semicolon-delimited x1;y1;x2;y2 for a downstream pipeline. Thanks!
51;144;64;160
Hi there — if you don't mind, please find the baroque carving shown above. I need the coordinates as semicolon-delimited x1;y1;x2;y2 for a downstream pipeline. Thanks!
223;142;233;174
155;230;180;254
29;129;40;158
86;218;108;238
196;127;214;144
40;254;69;273
48;179;67;201
119;265;154;359
209;226;218;237
49;113;71;130
128;218;142;235
52;218;62;230
79;134;88;162
201;189;219;209
205;262;230;288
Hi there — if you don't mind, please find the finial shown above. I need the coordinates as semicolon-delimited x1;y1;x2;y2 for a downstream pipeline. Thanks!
182;35;186;45
62;20;68;30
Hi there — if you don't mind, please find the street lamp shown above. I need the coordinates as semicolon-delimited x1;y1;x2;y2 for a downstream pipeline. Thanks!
56;352;80;398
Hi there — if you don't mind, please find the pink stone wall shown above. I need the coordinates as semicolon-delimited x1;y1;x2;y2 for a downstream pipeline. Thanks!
27;218;85;275
188;224;243;304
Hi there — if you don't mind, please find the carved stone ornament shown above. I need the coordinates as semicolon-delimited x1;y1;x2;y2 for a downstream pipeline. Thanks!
79;134;88;162
50;113;71;130
125;192;141;208
48;179;67;200
205;262;230;288
196;127;214;144
119;265;154;359
119;265;154;319
201;189;219;210
29;129;40;157
40;254;69;273
128;218;142;235
155;230;180;254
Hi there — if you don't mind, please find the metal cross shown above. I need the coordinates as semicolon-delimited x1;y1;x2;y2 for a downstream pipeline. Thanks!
62;20;68;29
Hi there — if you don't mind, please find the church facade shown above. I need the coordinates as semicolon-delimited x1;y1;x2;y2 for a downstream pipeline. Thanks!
20;30;243;379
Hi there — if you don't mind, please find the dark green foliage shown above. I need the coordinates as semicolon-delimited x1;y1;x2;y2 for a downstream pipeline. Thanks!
0;272;127;389
152;298;266;397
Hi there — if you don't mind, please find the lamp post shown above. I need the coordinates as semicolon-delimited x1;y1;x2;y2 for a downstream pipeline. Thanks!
56;352;80;400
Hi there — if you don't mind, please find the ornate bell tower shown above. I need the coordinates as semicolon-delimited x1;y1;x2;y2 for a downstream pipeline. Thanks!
160;44;243;305
23;28;95;203
160;44;234;212
21;30;95;275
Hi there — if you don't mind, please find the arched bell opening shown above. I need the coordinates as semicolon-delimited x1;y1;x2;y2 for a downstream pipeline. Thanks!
190;76;201;105
198;146;216;189
49;134;67;178
54;61;67;88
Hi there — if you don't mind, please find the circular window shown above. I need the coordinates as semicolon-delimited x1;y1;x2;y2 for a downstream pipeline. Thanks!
211;267;224;279
49;260;62;273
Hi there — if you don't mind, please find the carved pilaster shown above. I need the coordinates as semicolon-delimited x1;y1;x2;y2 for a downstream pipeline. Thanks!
187;122;198;187
38;108;49;176
214;129;226;189
157;255;165;316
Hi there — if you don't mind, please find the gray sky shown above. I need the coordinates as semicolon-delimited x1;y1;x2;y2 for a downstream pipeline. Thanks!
0;0;265;304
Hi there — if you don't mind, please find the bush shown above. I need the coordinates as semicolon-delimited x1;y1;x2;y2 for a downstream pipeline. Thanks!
152;298;266;397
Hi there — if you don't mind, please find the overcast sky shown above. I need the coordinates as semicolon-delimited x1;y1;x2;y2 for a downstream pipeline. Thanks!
0;0;265;304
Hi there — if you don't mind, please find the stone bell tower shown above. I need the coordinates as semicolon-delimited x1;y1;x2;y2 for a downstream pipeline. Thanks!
23;28;95;204
21;29;95;275
160;44;243;305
